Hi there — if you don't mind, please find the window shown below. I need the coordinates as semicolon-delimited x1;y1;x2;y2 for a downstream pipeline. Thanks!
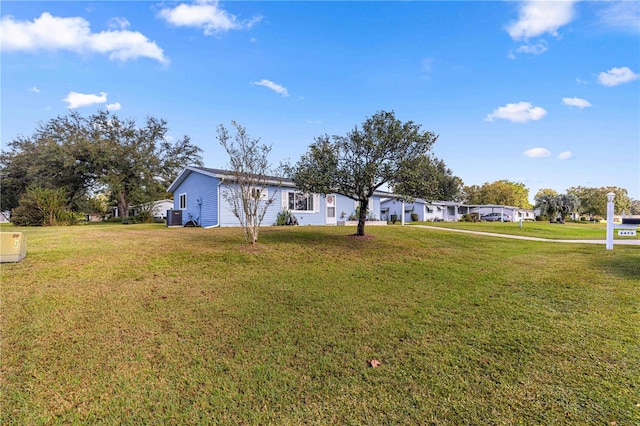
251;187;268;201
179;193;187;210
288;192;314;211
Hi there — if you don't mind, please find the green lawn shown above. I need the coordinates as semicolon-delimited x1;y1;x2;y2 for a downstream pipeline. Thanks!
409;220;640;240
1;224;639;424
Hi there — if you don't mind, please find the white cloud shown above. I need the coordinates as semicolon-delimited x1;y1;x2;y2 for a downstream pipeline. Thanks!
524;147;551;158
598;66;639;86
252;79;289;97
63;91;108;109
562;97;592;108
515;40;548;55
159;0;262;35
485;102;547;123
507;0;578;40
28;86;40;93
106;102;121;111
558;151;573;160
420;57;435;78
421;57;434;72
597;1;640;33
0;12;168;64
107;17;130;31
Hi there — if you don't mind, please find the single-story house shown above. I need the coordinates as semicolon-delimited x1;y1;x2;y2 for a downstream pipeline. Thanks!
86;213;104;222
167;166;386;228
381;199;460;222
111;199;174;220
468;204;535;222
381;198;535;222
129;199;174;220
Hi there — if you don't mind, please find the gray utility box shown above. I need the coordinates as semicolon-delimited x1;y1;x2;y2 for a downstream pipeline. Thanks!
167;209;183;226
0;232;27;263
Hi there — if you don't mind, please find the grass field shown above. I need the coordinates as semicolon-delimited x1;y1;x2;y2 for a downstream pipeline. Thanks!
1;223;639;424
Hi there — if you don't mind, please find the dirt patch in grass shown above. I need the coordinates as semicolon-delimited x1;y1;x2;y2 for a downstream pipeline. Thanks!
237;243;267;254
347;233;376;240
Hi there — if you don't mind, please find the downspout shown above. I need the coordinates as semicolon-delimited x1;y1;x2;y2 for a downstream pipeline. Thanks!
204;181;223;228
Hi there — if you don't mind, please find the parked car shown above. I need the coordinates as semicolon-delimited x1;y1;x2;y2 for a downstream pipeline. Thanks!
481;212;511;222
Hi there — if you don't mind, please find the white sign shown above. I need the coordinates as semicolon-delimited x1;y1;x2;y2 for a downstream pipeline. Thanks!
618;230;637;236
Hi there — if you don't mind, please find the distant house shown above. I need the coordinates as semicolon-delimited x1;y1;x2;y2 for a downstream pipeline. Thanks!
111;199;174;220
469;204;535;222
381;198;535;222
167;166;387;227
86;213;104;222
381;199;460;222
0;211;10;224
129;199;174;220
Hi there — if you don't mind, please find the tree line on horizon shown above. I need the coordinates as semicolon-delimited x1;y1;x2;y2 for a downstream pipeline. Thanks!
534;186;634;223
1;110;636;232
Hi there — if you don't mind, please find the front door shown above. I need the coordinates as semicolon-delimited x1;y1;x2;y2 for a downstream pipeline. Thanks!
326;194;337;225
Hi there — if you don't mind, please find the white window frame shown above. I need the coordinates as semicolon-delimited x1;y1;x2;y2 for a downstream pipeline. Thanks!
285;191;318;212
179;193;187;210
250;187;268;201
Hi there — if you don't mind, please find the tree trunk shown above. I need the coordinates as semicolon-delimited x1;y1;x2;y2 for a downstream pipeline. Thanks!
117;192;129;219
47;207;56;226
356;198;369;236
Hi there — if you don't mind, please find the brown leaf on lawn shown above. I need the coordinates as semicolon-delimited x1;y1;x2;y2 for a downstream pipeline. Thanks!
369;359;381;368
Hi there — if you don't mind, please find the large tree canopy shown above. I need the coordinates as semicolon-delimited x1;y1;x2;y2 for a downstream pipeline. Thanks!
0;111;203;219
90;110;202;218
292;110;438;236
1;112;98;212
463;180;531;209
393;154;464;202
567;186;631;217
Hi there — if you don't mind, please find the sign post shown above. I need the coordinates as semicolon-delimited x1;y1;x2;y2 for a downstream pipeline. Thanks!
606;192;615;250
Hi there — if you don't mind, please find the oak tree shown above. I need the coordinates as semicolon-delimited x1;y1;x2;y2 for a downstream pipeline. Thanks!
293;111;438;236
1;111;202;221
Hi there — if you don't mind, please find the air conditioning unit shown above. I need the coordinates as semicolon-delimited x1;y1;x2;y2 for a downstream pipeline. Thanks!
166;209;182;227
0;232;27;263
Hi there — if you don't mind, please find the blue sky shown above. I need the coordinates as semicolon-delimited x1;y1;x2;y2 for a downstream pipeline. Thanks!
2;1;639;202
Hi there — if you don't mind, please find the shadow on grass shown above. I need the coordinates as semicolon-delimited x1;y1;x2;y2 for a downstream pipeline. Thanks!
259;226;381;249
593;249;640;279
